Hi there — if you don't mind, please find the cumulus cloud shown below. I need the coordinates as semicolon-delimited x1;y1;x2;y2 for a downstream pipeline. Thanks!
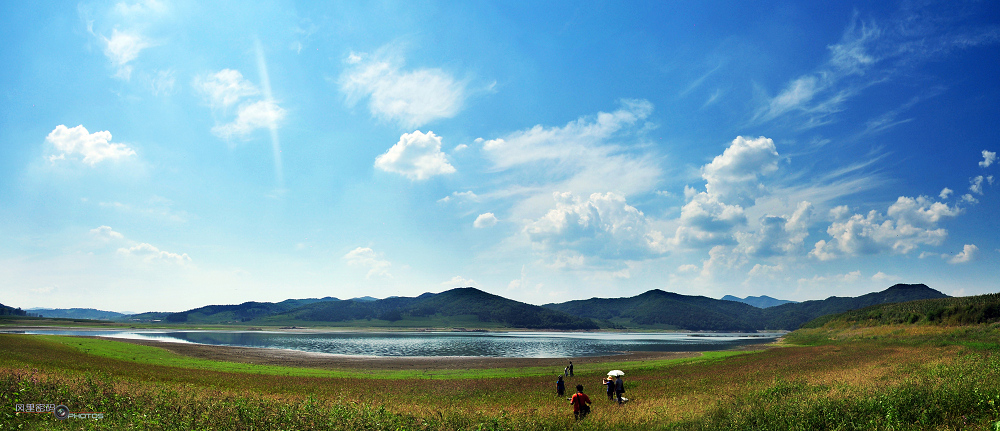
948;244;978;264
195;69;260;110
939;187;953;199
117;242;191;264
46;125;136;165
702;136;781;207
340;50;466;128
343;247;391;278
670;136;782;249
102;29;150;80
809;194;960;260
474;213;498;228
980;150;997;168
374;130;456;180
886;196;962;228
210;100;286;140
736;201;813;257
90;225;124;241
524;191;667;260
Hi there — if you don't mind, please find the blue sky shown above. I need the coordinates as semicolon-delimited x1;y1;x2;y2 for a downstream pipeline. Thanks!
2;1;998;313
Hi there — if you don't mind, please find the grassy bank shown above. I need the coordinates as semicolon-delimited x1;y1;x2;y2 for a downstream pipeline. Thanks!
3;325;1000;430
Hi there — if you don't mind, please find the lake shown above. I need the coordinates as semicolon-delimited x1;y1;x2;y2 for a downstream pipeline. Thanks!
4;329;783;358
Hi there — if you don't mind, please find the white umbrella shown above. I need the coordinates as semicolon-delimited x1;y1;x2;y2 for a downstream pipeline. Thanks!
607;370;625;377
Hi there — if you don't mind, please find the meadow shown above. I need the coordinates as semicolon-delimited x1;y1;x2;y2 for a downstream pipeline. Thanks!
2;324;1000;430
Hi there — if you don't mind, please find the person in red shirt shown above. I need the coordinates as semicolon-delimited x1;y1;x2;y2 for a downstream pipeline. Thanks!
569;384;592;420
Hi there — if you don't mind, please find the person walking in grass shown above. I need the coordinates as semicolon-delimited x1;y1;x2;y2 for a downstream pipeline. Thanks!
568;361;574;376
569;384;592;420
615;375;626;404
603;375;615;401
556;375;565;396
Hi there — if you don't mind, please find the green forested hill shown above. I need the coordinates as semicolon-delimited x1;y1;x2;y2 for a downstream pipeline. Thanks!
543;284;948;330
272;288;599;330
802;291;1000;328
544;290;764;331
165;297;339;323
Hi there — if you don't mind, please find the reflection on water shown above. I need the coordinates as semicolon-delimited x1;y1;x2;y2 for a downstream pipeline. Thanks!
3;329;782;358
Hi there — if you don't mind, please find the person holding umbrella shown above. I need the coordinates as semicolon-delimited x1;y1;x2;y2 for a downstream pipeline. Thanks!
607;370;627;404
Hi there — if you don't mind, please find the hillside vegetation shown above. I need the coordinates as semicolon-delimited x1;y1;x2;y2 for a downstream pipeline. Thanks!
544;284;948;330
804;292;1000;329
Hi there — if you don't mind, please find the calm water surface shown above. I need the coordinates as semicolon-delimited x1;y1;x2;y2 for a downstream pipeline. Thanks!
5;329;782;358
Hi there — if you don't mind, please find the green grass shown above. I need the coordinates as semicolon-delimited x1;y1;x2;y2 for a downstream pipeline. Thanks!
31;335;730;380
3;325;1000;430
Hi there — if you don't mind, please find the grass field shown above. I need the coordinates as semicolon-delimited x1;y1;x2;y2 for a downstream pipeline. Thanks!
3;324;1000;430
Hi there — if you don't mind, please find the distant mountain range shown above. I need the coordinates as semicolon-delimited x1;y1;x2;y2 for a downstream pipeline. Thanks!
542;284;946;330
4;284;949;331
721;295;798;308
27;308;127;321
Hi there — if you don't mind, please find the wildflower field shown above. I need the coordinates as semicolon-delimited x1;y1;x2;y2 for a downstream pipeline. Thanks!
3;324;1000;430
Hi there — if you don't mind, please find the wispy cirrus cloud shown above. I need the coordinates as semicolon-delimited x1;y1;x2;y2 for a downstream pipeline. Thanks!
340;47;466;128
343;247;392;279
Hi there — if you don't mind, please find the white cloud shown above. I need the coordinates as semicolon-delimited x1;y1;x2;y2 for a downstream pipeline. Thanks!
117;242;191;264
146;69;175;96
702;136;780;207
871;271;900;283
374;130;456;180
829;205;851;219
195;69;260;110
438;191;478;203
343;247;391;279
102;29;150;80
939;187;953;199
46;125;136;165
809;199;954;260
211;100;286;140
481;100;660;197
90;225;124;241
670;192;745;248
677;264;699;273
961;193;979;204
699;245;746;279
747;263;785;280
969;176;985;195
442;275;477;288
980;150;997;168
887;196;961;228
736;201;813;257
670;136;782;249
474;213;498;228
524;191;667;260
340;49;466;128
948;244;978;264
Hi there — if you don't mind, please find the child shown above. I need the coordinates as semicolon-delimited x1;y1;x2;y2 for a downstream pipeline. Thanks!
569;384;592;420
